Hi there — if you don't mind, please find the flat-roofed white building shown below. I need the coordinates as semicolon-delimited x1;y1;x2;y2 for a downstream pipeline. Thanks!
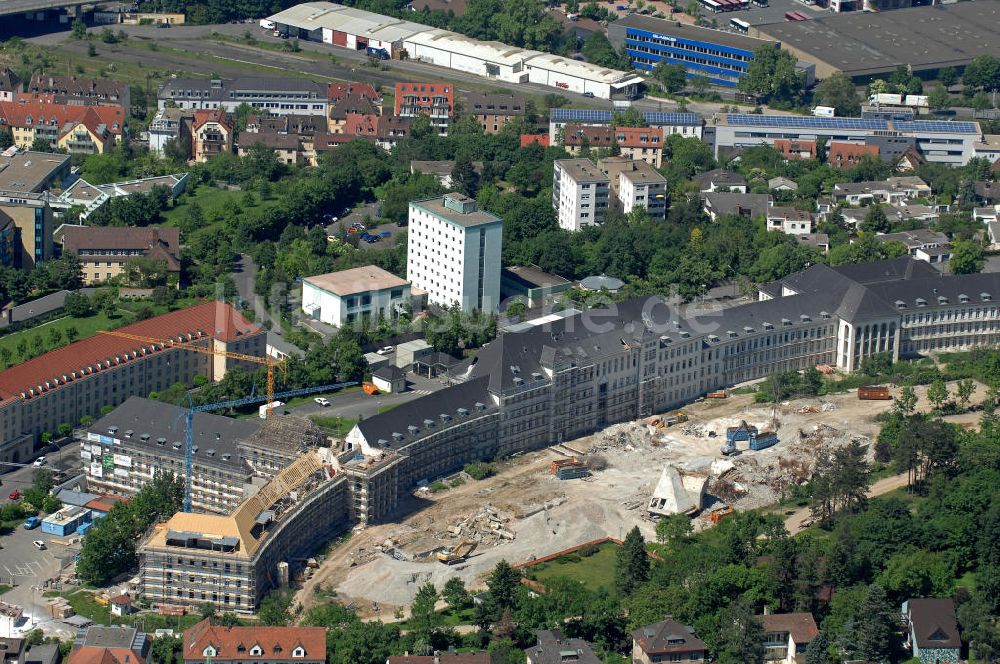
404;29;534;83
617;159;667;219
524;52;643;100
302;265;411;327
407;193;503;312
266;2;429;58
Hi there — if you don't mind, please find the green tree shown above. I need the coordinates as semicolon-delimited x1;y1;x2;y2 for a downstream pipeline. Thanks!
927;84;951;112
450;156;479;197
813;73;861;116
853;584;895;663
442;576;469;609
716;599;765;664
71;18;87;39
956;378;976;410
486;639;524;664
486;559;520;612
199;603;216;620
612;107;647;127
964;54;1000;91
615;525;649;595
805;630;833;664
861;205;891;233
927;379;949;411
737;45;802;103
257;590;292;626
938;66;959;87
654;62;688;94
972;91;994;116
655;513;692;547
895;385;918;416
949;238;985;274
409;582;439;638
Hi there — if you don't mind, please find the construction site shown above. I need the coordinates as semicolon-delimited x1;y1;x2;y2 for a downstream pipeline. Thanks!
297;382;945;617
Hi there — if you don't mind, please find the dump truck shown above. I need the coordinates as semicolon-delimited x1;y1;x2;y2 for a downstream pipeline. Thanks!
858;385;891;400
437;541;477;564
706;390;729;399
749;431;778;451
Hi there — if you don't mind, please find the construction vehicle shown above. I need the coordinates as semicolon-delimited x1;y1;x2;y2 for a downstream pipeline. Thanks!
858;385;891;400
437;541;477;564
706;390;729;399
362;382;379;395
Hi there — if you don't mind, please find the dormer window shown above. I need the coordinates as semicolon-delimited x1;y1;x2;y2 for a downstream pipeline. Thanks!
727;331;737;338
292;647;305;659
937;295;948;304
203;647;217;658
959;294;970;303
916;298;927;307
763;322;773;330
982;292;992;302
895;300;906;309
782;318;792;326
249;645;263;657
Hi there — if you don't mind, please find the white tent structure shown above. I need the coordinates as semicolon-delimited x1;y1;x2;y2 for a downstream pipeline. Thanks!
647;465;702;517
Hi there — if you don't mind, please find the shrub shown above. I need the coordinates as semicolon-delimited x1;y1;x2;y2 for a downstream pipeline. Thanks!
464;461;496;480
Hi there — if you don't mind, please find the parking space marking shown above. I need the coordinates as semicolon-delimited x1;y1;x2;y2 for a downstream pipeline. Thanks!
2;560;44;577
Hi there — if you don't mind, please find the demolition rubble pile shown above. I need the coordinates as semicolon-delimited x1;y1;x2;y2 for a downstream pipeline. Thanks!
709;423;872;510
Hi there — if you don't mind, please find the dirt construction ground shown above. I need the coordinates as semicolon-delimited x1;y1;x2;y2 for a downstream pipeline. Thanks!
296;380;985;619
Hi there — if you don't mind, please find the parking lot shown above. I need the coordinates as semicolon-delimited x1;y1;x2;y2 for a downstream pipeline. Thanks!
0;515;75;635
324;202;402;252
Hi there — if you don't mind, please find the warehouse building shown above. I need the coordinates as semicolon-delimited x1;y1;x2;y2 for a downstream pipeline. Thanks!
609;15;778;88
0;302;264;470
265;2;642;99
710;114;984;166
754;2;1000;81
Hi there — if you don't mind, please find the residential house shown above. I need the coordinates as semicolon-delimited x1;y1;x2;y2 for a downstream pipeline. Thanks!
327;94;378;133
63;226;181;285
56;172;188;220
463;92;524;134
831;177;930;207
24;644;61;664
759;612;818;664
616;158;668;219
328;82;381;108
237;131;305;165
891;204;940;224
375;116;411;151
827;142;880;168
879;229;951;265
693;169;747;193
797;232;831;254
0;101;127;152
410;160;484;189
0;638;24;664
520;133;549;148
987;220;1000;249
147;107;190;156
632;617;708;664
766;207;813;235
191;109;233;163
525;630;601;664
768;176;798;192
774;139;816;160
67;626;150;664
182;619;325;664
341;113;380;140
975;181;1000;204
28;74;130;109
902;598;961;664
896;145;927;171
974;204;1000;223
244;114;321;137
702;192;771;222
561;125;664;167
0;69;19;103
552;158;610;231
395;82;453;135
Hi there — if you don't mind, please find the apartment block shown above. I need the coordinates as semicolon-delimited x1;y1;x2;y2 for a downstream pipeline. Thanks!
62;226;181;285
27;74;130;109
616;159;667;219
463;92;524;134
552;158;610;231
562;125;664;167
0;191;53;269
0;101;127;154
394;82;453;135
192;109;233;163
407;193;502;312
0;302;264;469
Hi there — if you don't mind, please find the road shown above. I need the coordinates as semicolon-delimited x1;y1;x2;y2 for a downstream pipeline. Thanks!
1;440;81;507
286;370;444;423
782;472;910;535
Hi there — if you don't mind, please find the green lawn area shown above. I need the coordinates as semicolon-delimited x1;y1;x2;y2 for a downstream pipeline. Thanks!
0;312;119;366
162;184;284;232
63;589;113;625
310;415;358;436
0;584;12;595
525;541;620;593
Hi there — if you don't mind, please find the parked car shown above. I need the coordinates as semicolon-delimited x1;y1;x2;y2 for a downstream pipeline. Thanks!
23;517;40;530
33;540;46;550
379;231;392;238
8;490;20;500
33;456;46;467
583;92;595;97
379;345;395;355
365;236;379;243
314;397;331;407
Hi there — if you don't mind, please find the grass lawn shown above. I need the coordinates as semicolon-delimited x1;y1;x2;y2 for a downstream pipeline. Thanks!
0;584;12;595
63;590;113;625
525;541;620;593
0;312;120;366
162;184;284;231
310;415;358;437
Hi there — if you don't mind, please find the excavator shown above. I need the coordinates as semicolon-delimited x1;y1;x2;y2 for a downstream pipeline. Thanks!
437;540;477;564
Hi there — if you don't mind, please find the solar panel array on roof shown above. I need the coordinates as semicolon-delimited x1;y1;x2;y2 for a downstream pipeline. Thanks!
551;108;699;125
725;114;888;130
895;120;980;134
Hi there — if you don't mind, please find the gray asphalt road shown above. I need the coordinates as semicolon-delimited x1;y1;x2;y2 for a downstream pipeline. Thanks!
2;442;80;507
287;371;444;422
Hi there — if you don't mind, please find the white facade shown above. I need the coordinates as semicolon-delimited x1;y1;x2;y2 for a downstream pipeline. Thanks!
148;109;181;156
766;208;814;235
618;164;667;219
301;267;411;327
552;159;610;232
407;194;503;312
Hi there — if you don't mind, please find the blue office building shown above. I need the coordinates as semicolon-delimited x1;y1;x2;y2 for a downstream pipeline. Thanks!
608;15;778;87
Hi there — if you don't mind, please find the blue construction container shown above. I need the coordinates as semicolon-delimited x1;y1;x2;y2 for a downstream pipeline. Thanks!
726;420;758;443
556;465;591;480
749;431;778;451
76;521;93;536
